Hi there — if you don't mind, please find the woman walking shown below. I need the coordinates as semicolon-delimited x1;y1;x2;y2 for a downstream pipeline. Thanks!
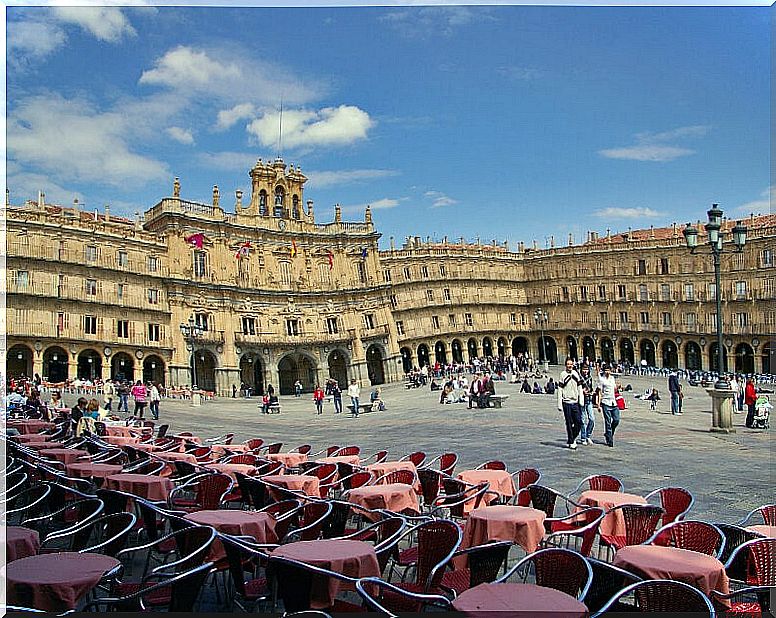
149;382;161;420
313;384;325;415
131;380;148;419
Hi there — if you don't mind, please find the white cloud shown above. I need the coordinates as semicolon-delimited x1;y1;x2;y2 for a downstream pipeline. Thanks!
379;7;494;38
198;151;258;171
339;197;405;215
306;169;399;188
593;207;665;219
52;7;136;42
599;125;710;162
6;162;84;207
140;46;240;89
166;126;195;145
216;103;256;131
8;19;66;63
425;190;458;208
735;186;774;214
247;105;374;149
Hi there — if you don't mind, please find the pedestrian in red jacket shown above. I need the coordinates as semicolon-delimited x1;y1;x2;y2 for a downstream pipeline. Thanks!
744;378;757;428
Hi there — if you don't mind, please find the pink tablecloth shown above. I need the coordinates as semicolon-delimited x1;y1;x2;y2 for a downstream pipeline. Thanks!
103;425;138;438
315;455;361;466
204;463;257;481
7;420;55;435
576;490;647;537
458;470;516;509
101;435;140;446
460;506;546;556
272;540;380;609
22;441;65;451
38;448;86;465
13;434;56;443
104;473;174;501
6;527;40;562
366;461;420;491
210;444;250;458
267;452;309;467
4;551;121;611
263;474;321;499
746;525;776;538
185;510;277;562
346;483;420;519
65;462;125;480
452;582;587;618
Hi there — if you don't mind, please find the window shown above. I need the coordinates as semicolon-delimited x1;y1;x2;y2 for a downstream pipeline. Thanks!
762;249;774;267
326;317;338;334
396;321;405;336
439;264;447;276
147;288;159;305
363;314;375;330
520;313;526;326
637;259;647;275
448;314;457;326
684;283;694;301
597;285;606;301
193;251;207;277
242;317;256;335
318;263;331;285
735;312;748;327
581;312;589;324
685;313;697;328
579;286;588;301
84;315;98;335
662;312;672;326
117;283;125;299
640;311;650;324
194;313;209;331
617;285;626;300
464;313;473;327
286;319;300;336
639;285;649;301
431;315;440;329
660;284;671;301
660;258;669;275
390;294;398;309
562;287;570;302
509;313;517;325
15;270;29;288
356;261;367;284
279;262;292;286
383;269;392;282
443;288;451;301
117;320;129;338
85;279;97;296
708;283;717;300
708;313;718;330
403;267;411;281
600;312;609;327
148;256;158;273
117;251;128;267
426;289;434;301
619;311;629;324
735;281;747;299
421;266;429;278
763;278;775;298
85;245;98;262
148;323;160;342
56;312;67;335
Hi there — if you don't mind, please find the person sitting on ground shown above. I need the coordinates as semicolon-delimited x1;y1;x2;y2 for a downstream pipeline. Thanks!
521;378;532;394
545;378;556;395
370;388;385;411
430;378;441;391
532;381;543;394
440;382;453;404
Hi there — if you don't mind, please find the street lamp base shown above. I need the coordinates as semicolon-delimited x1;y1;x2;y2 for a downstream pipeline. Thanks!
192;392;202;407
707;387;735;433
714;378;730;390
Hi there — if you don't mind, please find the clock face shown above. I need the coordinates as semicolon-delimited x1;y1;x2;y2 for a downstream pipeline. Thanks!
278;219;287;231
103;346;112;357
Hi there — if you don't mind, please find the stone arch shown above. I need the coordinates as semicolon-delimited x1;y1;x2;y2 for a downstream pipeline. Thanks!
661;340;679;369
366;344;386;386
273;186;285;216
600;337;614;365
143;355;166;386
734;342;754;374
582;336;595;364
8;344;34;379
451;339;464;363
417;344;430;368
482;337;494;358
278;351;317;395
639;339;656;367
566;336;578;361
685;341;702;371
43;346;69;383
77;348;102;380
497;337;507;357
538;336;558;365
512;337;528;356
467;338;479;360
193;349;218;392
292;194;301;219
708;342;728;373
434;341;448;365
327;349;349;387
620;339;635;365
259;190;268;215
399;347;413;373
239;353;264;395
111;352;135;382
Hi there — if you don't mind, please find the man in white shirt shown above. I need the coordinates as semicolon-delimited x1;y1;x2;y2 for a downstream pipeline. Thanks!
557;358;584;449
347;379;361;417
598;363;619;447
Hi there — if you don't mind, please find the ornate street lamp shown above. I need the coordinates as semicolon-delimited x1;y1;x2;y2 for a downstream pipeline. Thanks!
534;308;549;370
179;316;205;405
682;205;747;389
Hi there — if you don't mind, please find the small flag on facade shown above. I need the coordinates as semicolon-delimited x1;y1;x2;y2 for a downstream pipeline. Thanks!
185;232;204;248
327;250;334;270
235;241;252;260
361;246;368;259
291;240;298;257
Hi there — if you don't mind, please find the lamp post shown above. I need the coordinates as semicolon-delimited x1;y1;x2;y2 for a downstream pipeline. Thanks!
683;204;747;433
534;308;549;371
179;317;205;407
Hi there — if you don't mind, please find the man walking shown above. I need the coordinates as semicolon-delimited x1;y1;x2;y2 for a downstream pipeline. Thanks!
557;358;584;449
347;379;361;417
579;364;595;444
331;380;343;414
598;363;620;447
668;370;681;415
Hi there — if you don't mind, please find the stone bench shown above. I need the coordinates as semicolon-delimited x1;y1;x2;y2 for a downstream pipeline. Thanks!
267;403;282;414
347;403;385;415
490;395;510;408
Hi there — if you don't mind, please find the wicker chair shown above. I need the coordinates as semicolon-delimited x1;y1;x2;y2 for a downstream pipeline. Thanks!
497;547;593;601
712;585;774;617
374;469;418;487
362;450;389;465
168;473;233;512
584;556;643;614
542;506;605;557
421;452;458;476
572;474;624;495
429;479;491;520
645;487;694;525
356;577;452;614
715;523;763;564
269;555;364;613
598;504;664;557
645;520;726;558
439;540;513;596
245;438;264;451
724;538;776;587
591;579;715;616
475;460;507;471
418;468;443;510
290;444;312;455
739;504;776;527
220;534;276;612
282;501;333;543
511;468;541;495
399;451;427;468
332;445;360;457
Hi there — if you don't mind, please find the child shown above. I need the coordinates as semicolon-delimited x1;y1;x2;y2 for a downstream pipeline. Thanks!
647;388;660;411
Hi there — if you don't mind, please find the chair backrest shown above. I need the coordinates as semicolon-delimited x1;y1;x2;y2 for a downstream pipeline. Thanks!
595;579;715;615
383;469;417;486
454;541;512;589
418;468;442;506
414;519;462;590
371;450;389;464
227;454;259;466
345;471;373;491
288;501;333;542
196;473;233;510
439;453;458;475
514;468;541;490
646;487;694;524
266;442;283;454
325;445;340;456
648;520;725;557
499;547;593;601
321;500;352;539
356;577;451;615
333;445;360;456
528;484;560;518
725;538;776;586
246;438;264;451
305;463;338;482
167;561;214;612
477;460;507;471
584;557;643;614
235;473;268;509
583;474;623;493
4;484;51;523
291;444;312;454
760;505;776;526
615;504;665;546
257;460;285;475
157;424;170;438
270;555;357;613
221;534;272;599
169;523;218;570
262;500;303;540
716;523;762;564
405;451;426;467
96;488;132;515
75;511;137;556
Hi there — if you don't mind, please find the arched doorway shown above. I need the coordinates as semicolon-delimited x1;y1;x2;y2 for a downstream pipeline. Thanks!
685;341;702;371
708;342;728;373
400;347;413;373
8;344;33;379
451;339;463;363
511;337;528;356
278;353;317;395
661;341;678;369
620;339;635;365
467;339;478;360
538;336;558;365
77;349;102;380
482;337;494;358
417;344;430;368
640;340;656;367
566;337;578;361
239;354;264;395
43;346;68;382
143;355;166;385
600;338;614;365
434;341;447;365
582;337;595;364
734;343;754;374
366;345;385;386
327;350;348;387
193;349;217;392
497;337;507;357
762;343;772;374
111;352;135;382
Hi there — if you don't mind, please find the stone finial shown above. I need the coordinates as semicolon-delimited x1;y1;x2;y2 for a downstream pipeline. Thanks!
518;241;525;252
550;235;555;248
460;237;465;245
606;227;611;238
568;233;573;246
5;188;9;206
212;185;220;208
306;199;314;217
134;211;142;230
104;204;111;221
38;190;45;209
71;197;78;214
93;208;99;221
532;239;538;250
235;190;243;209
650;225;655;238
173;177;181;198
365;204;372;224
390;236;395;251
334;204;342;222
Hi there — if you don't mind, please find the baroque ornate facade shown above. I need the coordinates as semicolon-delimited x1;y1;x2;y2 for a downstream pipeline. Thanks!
5;158;775;395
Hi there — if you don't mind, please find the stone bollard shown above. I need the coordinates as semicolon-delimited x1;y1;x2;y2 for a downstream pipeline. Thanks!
708;387;736;433
192;392;202;407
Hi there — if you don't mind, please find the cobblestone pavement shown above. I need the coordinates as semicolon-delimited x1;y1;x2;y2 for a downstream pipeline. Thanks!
97;373;772;524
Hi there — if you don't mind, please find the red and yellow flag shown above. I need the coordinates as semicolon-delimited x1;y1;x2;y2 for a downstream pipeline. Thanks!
291;240;298;257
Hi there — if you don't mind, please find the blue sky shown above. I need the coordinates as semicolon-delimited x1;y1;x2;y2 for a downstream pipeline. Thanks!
6;4;771;248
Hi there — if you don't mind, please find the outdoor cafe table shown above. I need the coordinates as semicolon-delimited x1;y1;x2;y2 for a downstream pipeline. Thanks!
613;545;730;607
38;448;86;465
263;474;321;499
272;539;380;609
6;527;40;562
315;455;362;467
204;463;258;481
575;490;648;537
22;441;65;451
210;443;250;458
346;483;420;519
452;582;588;618
366;460;421;492
184;510;278;562
131;442;173;452
266;452;309;467
458;469;516;506
4;552;121;612
12;434;56;443
65;462;124;480
102;435;140;446
104;473;174;501
7;420;55;434
103;425;139;438
152;450;198;475
746;525;776;538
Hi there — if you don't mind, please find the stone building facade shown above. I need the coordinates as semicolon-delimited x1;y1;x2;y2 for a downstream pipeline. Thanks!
5;159;775;395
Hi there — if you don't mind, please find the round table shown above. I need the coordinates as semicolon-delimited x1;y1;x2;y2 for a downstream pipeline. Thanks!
104;473;174;501
38;448;86;465
205;463;258;480
7;420;55;435
101;435;140;446
13;434;56;444
103;426;138;438
315;455;362;466
452;582;587;617
613;545;730;605
6;527;40;562
458;470;516;509
4;552;121;611
210;444;250;458
576;490;648;537
152;451;198;476
459;505;546;563
365;461;421;491
266;452;309;467
272;539;380;609
746;525;776;538
185;510;277;562
65;462;125;480
262;474;321;499
346;483;420;519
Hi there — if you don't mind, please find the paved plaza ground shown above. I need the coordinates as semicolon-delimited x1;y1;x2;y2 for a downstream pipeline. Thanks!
85;373;773;523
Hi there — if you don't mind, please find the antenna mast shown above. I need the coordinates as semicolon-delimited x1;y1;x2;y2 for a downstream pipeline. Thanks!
277;97;283;159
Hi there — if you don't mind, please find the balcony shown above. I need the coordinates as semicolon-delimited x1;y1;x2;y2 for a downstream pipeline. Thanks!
7;280;169;312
